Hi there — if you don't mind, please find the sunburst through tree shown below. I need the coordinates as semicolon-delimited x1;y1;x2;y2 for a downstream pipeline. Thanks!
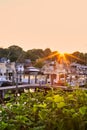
39;51;86;65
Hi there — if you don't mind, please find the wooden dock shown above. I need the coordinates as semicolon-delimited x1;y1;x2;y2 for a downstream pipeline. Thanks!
0;83;71;91
0;84;83;100
0;84;51;91
0;84;52;100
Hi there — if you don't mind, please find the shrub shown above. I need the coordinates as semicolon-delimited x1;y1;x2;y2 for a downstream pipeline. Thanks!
0;89;87;130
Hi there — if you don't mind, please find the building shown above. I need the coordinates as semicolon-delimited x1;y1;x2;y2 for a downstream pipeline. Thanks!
0;61;16;81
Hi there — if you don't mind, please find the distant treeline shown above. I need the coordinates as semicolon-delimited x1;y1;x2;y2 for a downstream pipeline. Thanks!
0;45;87;65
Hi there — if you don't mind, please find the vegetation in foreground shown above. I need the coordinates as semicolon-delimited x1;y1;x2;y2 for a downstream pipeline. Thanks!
0;89;87;130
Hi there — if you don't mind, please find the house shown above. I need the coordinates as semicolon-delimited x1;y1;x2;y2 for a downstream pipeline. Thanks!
0;61;16;81
41;61;67;85
16;63;24;73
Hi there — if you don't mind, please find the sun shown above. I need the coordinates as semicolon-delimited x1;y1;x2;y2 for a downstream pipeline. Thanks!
57;52;69;64
38;51;69;65
59;53;65;57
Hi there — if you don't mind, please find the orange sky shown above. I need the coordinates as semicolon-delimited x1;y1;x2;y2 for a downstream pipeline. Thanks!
0;0;87;53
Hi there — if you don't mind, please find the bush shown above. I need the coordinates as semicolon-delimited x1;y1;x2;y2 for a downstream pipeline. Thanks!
0;89;87;130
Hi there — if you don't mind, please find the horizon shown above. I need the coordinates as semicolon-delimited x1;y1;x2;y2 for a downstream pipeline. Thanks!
0;0;87;53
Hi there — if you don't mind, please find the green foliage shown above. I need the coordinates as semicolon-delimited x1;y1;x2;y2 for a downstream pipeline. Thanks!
8;45;25;62
0;48;9;58
25;49;45;62
1;89;87;130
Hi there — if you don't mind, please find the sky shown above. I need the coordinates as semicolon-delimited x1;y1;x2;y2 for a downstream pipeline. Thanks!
0;0;87;53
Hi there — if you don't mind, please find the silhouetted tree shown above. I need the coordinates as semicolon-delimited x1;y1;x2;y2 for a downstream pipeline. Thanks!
8;45;25;62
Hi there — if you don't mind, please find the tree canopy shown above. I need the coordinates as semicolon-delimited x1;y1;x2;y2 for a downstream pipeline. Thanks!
0;45;86;65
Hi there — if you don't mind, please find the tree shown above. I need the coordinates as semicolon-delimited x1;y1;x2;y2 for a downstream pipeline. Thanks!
25;49;45;62
44;48;51;56
0;48;9;58
8;45;25;62
84;53;87;65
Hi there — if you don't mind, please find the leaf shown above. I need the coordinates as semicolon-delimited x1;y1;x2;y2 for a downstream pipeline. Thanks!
53;95;64;103
33;105;38;113
72;113;79;118
15;115;29;123
70;108;75;113
0;122;8;130
38;103;47;108
79;106;87;115
33;103;47;113
57;102;66;108
46;97;53;101
6;103;12;108
68;94;76;101
39;110;47;120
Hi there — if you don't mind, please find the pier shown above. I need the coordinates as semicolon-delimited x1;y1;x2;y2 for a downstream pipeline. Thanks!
0;84;72;100
0;84;49;91
0;84;52;100
0;83;87;100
